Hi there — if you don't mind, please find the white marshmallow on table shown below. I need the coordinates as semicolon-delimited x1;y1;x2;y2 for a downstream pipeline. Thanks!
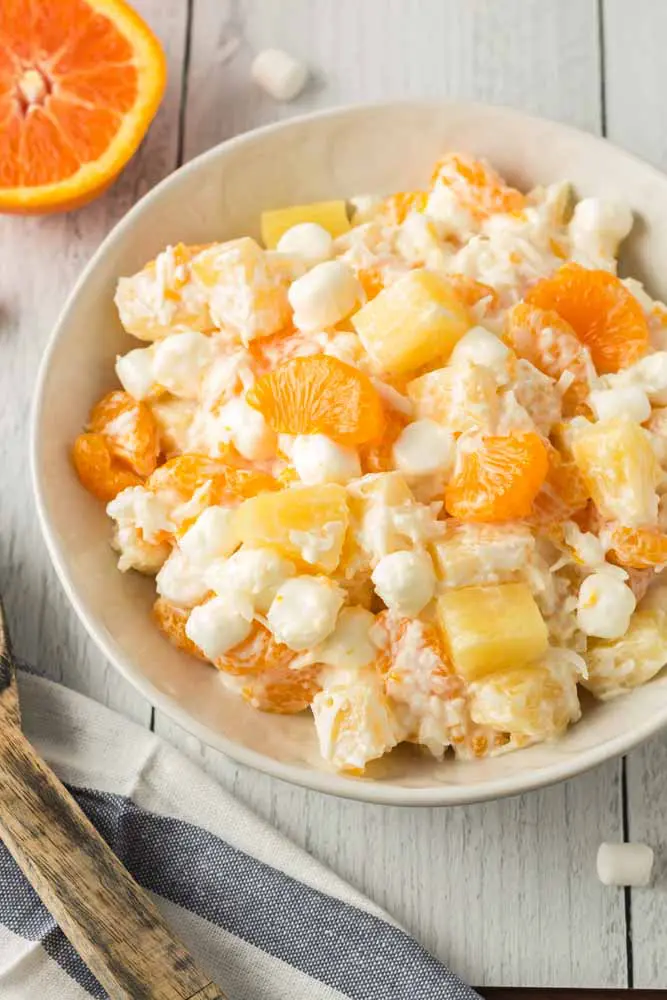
589;386;651;424
185;594;254;660
277;223;333;263
251;48;308;102
371;549;436;617
596;842;654;887
288;260;362;331
115;347;155;400
392;420;455;477
292;434;361;484
267;576;345;650
576;572;636;639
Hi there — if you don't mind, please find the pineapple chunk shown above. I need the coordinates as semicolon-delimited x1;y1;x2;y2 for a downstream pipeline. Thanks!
311;672;400;772
437;582;548;681
469;653;581;738
234;484;348;573
261;200;350;249
583;609;667;699
351;269;472;376
191;238;290;344
408;362;498;435
431;522;535;589
572;418;660;527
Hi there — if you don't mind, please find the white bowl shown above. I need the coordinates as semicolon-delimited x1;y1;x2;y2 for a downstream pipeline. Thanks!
32;101;667;805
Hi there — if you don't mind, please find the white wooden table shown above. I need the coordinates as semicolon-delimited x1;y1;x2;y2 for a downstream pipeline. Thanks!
1;0;666;989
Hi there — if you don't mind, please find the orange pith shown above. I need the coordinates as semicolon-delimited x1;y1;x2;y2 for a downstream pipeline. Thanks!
445;433;549;522
608;525;667;570
89;390;159;477
72;431;142;501
246;354;385;445
526;264;649;374
430;153;525;219
0;0;166;213
503;302;591;412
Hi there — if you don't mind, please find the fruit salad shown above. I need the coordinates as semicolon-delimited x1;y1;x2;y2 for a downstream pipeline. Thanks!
72;151;667;774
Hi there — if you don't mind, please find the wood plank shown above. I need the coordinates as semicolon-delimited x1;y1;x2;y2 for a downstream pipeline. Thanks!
153;0;626;988
0;0;187;722
603;0;667;988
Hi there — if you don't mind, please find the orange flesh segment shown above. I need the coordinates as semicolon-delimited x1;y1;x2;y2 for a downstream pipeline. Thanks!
503;302;592;412
526;264;649;374
89;390;159;477
246;354;385;445
72;432;142;501
608;525;667;569
445;433;549;522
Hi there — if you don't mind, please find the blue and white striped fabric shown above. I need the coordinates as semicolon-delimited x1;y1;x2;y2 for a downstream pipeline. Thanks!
0;672;481;1000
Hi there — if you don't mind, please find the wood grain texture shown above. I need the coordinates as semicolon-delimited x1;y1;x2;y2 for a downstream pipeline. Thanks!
0;611;226;1000
0;0;186;723
603;0;667;988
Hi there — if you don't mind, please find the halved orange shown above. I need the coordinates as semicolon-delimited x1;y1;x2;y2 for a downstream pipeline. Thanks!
0;0;166;213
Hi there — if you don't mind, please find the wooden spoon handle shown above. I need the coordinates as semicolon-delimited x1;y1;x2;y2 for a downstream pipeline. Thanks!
0;723;227;1000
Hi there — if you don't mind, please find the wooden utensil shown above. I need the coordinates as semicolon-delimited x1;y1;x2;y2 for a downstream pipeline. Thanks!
0;599;227;1000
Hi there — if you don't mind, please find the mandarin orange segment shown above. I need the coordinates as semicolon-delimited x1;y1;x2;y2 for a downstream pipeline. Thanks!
530;446;590;525
246;355;384;445
430;152;525;219
608;525;667;570
503;302;592;412
215;621;320;713
72;432;142;501
153;598;207;661
148;453;278;509
0;0;166;213
526;264;649;374
359;407;409;474
445;432;549;522
89;390;159;477
215;621;295;676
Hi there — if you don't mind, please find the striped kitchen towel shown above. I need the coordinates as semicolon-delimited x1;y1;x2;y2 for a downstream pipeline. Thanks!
0;671;481;1000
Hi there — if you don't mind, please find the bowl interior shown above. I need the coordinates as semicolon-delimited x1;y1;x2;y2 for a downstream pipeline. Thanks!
33;102;667;804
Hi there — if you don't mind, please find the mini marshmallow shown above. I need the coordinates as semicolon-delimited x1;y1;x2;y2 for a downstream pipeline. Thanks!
185;595;254;660
392;420;455;477
116;348;155;400
267;576;345;650
277;223;333;263
596;842;654;887
371;549;436;617
292;434;361;484
288;260;362;331
576;572;636;639
251;48;308;102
